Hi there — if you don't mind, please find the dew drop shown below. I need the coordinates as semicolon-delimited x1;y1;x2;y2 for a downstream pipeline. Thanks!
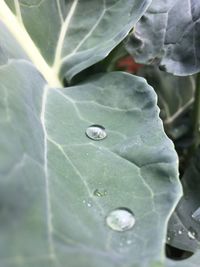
188;231;196;240
127;239;132;245
187;227;197;240
94;189;107;197
85;125;107;141
192;207;200;222
106;208;135;232
83;199;92;207
178;229;183;235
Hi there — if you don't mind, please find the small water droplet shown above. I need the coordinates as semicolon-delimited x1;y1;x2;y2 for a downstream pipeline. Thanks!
127;240;132;245
94;189;107;197
178;229;183;235
87;203;92;207
83;199;92;207
85;125;107;141
106;208;135;232
192;207;200;222
167;236;171;241
187;227;197;240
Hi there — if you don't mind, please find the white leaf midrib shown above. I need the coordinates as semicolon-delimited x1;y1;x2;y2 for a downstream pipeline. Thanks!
53;0;78;72
40;85;56;259
0;1;62;88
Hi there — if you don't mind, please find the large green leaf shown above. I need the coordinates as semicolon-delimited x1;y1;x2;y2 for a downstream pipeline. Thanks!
1;0;151;83
0;65;181;267
125;0;200;76
0;1;183;267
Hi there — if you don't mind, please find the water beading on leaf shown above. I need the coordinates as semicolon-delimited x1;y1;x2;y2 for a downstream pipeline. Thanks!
167;148;200;255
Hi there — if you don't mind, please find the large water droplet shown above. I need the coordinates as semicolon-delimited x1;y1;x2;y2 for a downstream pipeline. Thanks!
192;207;200;222
85;125;107;140
106;208;135;232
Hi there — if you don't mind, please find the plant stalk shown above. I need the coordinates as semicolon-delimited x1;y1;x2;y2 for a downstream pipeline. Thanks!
193;73;200;149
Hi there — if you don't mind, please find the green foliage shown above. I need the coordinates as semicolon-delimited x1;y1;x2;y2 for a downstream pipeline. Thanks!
125;0;200;76
0;1;200;267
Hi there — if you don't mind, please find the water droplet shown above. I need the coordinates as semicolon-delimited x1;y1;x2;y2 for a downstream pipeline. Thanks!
85;125;107;140
167;236;171;241
83;199;92;207
106;208;135;232
187;227;197;240
188;231;195;240
94;189;107;197
178;229;183;235
192;207;200;222
127;239;132;245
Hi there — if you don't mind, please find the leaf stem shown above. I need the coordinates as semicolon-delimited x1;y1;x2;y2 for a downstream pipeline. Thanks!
0;1;62;88
192;73;200;149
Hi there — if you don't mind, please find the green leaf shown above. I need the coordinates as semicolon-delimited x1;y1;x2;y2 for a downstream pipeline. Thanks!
137;66;196;139
0;65;182;267
125;0;200;76
167;148;200;254
0;1;183;266
1;0;151;83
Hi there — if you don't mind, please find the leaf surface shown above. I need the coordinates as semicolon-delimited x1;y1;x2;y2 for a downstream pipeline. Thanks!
137;66;195;139
0;1;183;267
2;0;151;83
167;148;200;254
0;65;182;267
125;0;200;76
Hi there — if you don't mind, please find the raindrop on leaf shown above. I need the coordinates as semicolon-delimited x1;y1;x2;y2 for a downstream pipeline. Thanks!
187;227;197;240
192;207;200;222
106;208;135;232
85;125;107;140
94;189;107;197
178;229;183;235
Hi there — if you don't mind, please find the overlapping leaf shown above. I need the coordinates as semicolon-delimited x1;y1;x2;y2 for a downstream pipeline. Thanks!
167;148;200;254
3;0;151;82
125;0;200;76
137;66;196;139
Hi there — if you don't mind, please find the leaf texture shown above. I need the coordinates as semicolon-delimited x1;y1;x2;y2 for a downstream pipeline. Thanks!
0;1;183;267
3;0;151;82
0;65;182;267
125;0;200;76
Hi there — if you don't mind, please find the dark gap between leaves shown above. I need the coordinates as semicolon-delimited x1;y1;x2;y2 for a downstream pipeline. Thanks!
165;243;194;261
